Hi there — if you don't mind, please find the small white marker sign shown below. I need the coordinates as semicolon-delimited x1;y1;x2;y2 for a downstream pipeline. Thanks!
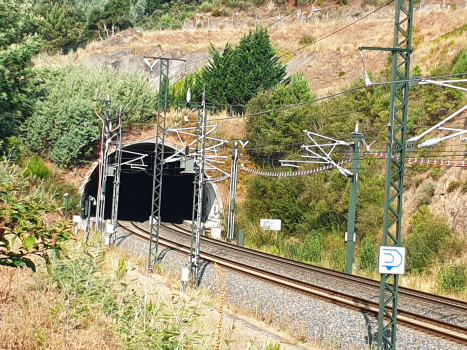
260;219;282;231
378;246;406;275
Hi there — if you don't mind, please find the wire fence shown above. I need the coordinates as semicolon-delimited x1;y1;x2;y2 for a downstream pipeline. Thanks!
171;0;453;32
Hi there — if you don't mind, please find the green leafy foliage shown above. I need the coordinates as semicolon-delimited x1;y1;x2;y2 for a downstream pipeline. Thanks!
404;206;452;274
451;49;467;77
168;71;204;107
46;240;210;348
24;155;51;179
437;263;467;294
246;74;314;157
244;176;307;236
86;0;133;38
413;178;436;208
23;64;157;167
0;0;41;141
357;234;378;273
0;178;73;271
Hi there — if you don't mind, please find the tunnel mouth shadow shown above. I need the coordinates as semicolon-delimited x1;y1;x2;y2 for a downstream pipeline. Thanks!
83;142;195;224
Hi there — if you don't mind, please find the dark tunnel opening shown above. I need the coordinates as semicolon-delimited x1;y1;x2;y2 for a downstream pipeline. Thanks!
83;143;196;224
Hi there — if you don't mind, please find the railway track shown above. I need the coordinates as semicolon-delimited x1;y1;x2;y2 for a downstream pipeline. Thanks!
118;220;467;345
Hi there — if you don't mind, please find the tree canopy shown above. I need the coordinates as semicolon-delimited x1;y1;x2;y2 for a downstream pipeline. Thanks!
202;28;286;106
0;0;41;141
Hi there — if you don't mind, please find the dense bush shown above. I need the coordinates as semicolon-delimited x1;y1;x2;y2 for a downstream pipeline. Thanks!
22;64;157;167
202;28;286;106
437;263;467;294
404;206;452;274
24;155;51;179
0;164;73;271
244;176;307;235
246;74;314;157
413;179;436;208
35;1;88;52
0;0;41;142
357;234;378;273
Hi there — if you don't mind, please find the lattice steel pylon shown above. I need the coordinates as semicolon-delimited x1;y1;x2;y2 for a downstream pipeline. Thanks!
188;91;207;286
362;0;414;348
94;93;123;232
227;140;239;242
147;57;185;269
110;109;123;244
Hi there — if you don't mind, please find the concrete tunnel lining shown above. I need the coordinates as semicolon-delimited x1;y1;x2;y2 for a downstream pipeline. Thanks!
80;139;223;227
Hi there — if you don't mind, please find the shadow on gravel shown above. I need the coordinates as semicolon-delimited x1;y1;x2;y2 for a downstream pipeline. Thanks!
115;233;132;246
156;248;172;262
197;261;211;286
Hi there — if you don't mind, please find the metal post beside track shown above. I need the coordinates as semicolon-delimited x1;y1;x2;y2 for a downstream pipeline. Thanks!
147;57;186;270
361;0;415;347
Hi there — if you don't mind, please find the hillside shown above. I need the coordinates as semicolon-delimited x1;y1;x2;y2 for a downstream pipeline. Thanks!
37;1;467;97
2;0;467;302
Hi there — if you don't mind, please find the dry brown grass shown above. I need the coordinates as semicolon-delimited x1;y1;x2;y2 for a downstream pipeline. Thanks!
0;265;121;350
41;5;467;98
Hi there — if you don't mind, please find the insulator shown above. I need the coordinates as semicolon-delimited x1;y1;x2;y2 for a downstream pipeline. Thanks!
417;138;441;148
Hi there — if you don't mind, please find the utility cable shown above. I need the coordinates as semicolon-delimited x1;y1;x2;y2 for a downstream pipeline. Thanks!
205;73;467;123
276;0;395;60
168;0;313;73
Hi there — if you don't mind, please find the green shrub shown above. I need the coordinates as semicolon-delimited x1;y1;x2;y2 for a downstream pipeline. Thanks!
298;34;316;46
447;181;461;193
198;1;215;12
413;179;436;208
451;50;467;77
329;244;346;272
404;206;451;274
25;156;51;179
437;263;467;294
23;64;157;167
212;7;231;16
303;232;324;264
203;28;286;106
357;234;378;273
325;234;346;272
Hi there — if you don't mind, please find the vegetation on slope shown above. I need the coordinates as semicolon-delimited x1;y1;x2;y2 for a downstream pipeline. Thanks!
236;48;467;295
23;64;157;166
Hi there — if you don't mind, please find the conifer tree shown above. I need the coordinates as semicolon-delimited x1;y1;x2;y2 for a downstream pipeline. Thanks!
202;28;286;106
0;0;41;141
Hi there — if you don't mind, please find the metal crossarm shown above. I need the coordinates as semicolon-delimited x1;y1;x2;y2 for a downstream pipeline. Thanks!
147;57;185;269
367;0;415;348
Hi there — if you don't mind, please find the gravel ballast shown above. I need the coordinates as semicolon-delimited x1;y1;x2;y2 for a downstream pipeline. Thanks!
116;228;467;350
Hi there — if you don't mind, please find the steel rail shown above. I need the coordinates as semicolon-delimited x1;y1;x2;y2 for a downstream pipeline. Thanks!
118;221;467;345
166;223;467;313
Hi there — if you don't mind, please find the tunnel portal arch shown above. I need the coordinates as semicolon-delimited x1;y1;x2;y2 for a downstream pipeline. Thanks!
80;139;223;227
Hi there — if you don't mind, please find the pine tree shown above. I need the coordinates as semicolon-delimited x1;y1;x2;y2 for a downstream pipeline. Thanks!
202;28;286;106
35;1;87;52
0;0;41;141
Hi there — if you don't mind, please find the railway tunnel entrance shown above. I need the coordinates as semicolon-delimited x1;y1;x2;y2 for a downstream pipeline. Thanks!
81;140;222;227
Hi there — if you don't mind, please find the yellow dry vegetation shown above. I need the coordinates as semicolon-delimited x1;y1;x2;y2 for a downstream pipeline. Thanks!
0;265;120;350
33;6;467;97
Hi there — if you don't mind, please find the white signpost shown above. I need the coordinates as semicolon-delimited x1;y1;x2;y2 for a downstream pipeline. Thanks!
378;246;406;275
260;219;282;240
260;219;282;231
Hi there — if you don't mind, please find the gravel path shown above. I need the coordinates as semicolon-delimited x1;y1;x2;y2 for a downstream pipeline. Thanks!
115;227;467;349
